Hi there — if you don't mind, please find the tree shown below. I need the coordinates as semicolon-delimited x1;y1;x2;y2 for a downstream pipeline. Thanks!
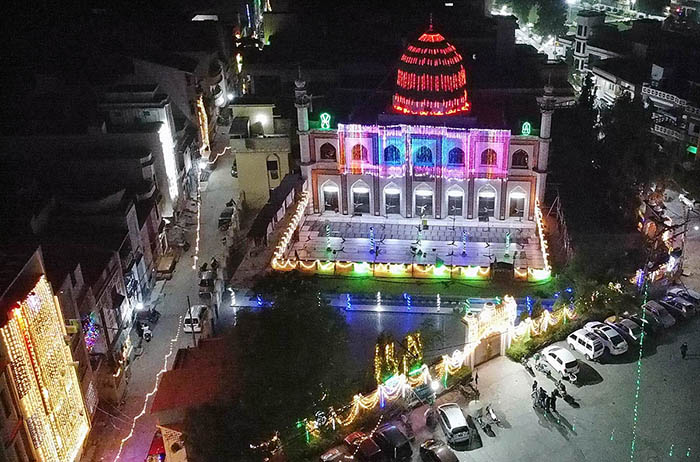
533;0;568;38
185;273;351;461
511;0;537;25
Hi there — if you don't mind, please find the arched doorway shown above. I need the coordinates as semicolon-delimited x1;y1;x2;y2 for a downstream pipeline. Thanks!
351;180;371;214
414;185;433;218
508;188;526;218
447;186;464;217
383;183;401;216
477;185;497;220
321;181;339;213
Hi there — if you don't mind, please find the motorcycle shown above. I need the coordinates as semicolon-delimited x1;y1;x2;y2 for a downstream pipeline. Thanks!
486;404;502;427
556;380;569;399
534;360;551;377
142;323;153;342
475;411;495;437
136;307;161;324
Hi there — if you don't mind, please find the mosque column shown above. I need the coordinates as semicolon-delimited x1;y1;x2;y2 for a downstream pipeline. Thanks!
341;174;349;215
467;179;475;219
536;84;555;203
499;179;507;220
435;136;443;218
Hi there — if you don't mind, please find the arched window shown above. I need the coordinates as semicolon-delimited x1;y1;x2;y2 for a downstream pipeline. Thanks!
508;188;526;218
447;186;464;216
415;146;433;165
351;144;368;162
266;154;280;180
448;147;465;165
320;143;337;161
384;183;401;215
481;148;497;166
384;145;401;164
511;149;528;168
414;185;433;217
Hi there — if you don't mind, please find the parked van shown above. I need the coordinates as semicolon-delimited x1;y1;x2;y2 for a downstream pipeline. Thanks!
643;301;676;328
567;328;605;360
184;304;208;333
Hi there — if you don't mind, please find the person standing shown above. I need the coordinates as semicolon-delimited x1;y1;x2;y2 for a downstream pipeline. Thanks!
473;368;479;387
680;342;688;360
532;380;538;394
550;390;558;412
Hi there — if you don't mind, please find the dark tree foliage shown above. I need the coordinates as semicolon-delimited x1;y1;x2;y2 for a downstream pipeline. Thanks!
511;0;537;25
185;273;351;461
550;76;669;233
534;0;568;38
636;0;669;15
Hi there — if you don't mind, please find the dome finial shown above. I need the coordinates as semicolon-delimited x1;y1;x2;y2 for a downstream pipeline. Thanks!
429;12;433;31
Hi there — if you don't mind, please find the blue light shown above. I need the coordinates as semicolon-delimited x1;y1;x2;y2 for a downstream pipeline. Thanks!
256;294;263;307
404;292;412;311
565;287;573;293
346;294;352;311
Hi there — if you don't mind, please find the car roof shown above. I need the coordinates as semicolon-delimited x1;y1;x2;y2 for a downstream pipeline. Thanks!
571;328;601;342
619;319;638;328
438;403;467;426
544;345;576;362
377;425;407;445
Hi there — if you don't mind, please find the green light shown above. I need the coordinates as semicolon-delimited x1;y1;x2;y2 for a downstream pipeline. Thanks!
521;121;532;136
669;444;674;457
320;112;332;130
409;365;423;376
688;145;697;154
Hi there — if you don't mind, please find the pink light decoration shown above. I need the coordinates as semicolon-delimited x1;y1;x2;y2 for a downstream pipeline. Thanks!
336;124;510;180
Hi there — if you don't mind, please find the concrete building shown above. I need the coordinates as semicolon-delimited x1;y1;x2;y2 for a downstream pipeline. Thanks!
229;102;292;209
0;247;90;462
558;11;700;156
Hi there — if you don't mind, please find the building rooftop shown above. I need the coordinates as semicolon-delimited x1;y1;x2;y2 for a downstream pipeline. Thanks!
134;52;199;74
151;337;239;414
249;173;304;240
0;246;41;307
593;58;652;85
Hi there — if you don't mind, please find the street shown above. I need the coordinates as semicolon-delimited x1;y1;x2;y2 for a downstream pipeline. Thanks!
82;127;238;462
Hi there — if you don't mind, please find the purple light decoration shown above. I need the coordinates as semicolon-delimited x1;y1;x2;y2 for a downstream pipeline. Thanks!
82;312;100;353
336;124;511;180
369;226;376;254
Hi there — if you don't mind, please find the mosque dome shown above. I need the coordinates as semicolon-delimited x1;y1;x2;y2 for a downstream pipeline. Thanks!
392;27;471;116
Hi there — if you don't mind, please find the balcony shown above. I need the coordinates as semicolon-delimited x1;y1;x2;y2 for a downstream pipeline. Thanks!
652;123;683;141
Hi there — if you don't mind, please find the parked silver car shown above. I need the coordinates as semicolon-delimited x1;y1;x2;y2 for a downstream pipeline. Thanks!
437;404;471;446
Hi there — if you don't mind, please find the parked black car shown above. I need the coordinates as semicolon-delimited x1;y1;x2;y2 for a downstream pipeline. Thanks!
419;439;458;462
372;425;412;461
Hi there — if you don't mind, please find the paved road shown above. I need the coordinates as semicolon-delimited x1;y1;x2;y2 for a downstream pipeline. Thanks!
403;316;700;462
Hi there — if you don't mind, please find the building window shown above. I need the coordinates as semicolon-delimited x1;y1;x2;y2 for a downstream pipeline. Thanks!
266;157;280;180
351;144;368;162
509;190;526;217
320;143;337;161
480;149;497;166
415;187;433;217
478;187;496;219
447;189;464;216
448;147;465;165
511;149;528;168
322;183;339;212
584;25;588;36
384;185;401;214
384;145;402;164
414;146;433;165
577;25;583;36
575;41;581;53
582;43;586;54
352;183;370;214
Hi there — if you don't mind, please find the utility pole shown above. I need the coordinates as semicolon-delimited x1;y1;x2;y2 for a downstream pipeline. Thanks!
186;296;197;347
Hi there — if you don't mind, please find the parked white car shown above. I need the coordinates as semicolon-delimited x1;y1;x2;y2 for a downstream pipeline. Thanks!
541;345;579;377
437;403;471;446
584;321;628;355
609;318;643;343
567;328;605;360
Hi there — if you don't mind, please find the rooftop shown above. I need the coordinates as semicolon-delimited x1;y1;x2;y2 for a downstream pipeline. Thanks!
593;58;652;85
151;337;239;414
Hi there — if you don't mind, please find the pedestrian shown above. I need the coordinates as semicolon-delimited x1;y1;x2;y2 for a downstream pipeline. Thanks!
473;368;478;387
681;342;688;360
532;379;538;394
539;387;547;408
544;394;551;412
550;390;558;412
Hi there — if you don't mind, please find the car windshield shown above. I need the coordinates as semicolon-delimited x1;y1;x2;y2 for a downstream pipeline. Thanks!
610;335;624;346
452;426;469;435
594;343;604;351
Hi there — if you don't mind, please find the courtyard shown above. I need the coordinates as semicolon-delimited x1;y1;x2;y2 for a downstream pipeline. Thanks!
386;315;700;462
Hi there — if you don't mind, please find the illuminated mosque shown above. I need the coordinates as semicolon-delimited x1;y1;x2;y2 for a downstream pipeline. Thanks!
273;26;566;281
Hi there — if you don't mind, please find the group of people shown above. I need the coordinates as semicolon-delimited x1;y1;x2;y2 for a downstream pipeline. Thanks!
531;380;560;413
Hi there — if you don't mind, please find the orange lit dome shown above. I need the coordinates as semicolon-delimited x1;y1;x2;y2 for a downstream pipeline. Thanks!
392;27;470;116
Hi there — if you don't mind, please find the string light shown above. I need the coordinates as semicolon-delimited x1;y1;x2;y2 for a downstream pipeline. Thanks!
629;279;649;462
0;277;89;462
112;316;183;462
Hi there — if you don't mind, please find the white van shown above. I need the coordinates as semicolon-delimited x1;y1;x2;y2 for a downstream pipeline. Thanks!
184;304;208;333
567;328;605;360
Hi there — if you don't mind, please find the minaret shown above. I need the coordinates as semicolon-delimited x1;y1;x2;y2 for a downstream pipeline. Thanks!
294;73;311;181
535;82;555;203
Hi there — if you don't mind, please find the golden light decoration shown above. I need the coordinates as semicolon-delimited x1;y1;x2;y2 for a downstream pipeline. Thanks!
0;276;89;462
310;296;518;429
196;95;210;154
